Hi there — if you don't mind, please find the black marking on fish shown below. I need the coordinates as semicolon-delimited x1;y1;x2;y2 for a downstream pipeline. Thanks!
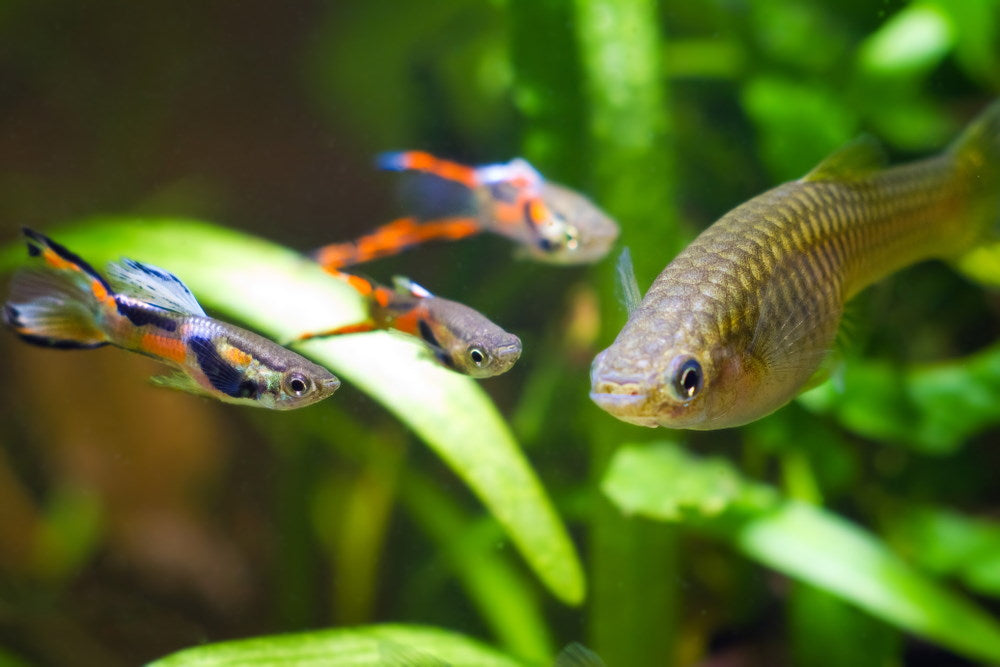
3;304;23;328
416;319;456;370
237;379;261;400
13;332;108;350
22;228;113;292
417;319;440;349
115;299;178;332
189;335;245;398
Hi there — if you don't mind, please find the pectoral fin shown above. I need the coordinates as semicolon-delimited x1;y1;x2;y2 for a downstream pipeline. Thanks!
150;372;211;397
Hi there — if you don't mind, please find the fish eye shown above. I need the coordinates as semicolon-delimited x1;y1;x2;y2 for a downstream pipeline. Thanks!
564;225;580;251
284;372;312;397
669;356;703;401
468;346;487;367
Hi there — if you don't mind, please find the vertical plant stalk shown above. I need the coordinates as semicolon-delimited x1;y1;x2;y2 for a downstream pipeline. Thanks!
572;1;681;665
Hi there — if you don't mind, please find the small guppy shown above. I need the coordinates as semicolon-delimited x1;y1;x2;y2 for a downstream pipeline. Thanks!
3;228;340;409
296;270;521;378
313;151;619;269
591;100;1000;430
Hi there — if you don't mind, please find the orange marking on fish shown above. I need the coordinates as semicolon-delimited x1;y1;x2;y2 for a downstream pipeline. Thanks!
90;280;115;307
314;217;483;271
372;286;393;309
297;321;377;340
526;198;549;225
397;151;478;188
42;247;78;272
391;308;422;337
329;271;374;297
140;332;188;363
223;345;253;367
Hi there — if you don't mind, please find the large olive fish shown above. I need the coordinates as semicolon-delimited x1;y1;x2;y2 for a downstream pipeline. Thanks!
4;228;340;409
591;101;1000;430
313;151;619;268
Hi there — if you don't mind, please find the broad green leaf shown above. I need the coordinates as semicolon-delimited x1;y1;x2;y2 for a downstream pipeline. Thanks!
148;623;526;667
742;76;858;182
887;506;1000;598
601;439;778;520
797;343;1000;453
602;443;1000;664
858;3;954;77
0;218;584;606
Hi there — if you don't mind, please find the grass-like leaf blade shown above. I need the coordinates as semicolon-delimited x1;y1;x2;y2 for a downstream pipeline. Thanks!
148;623;526;666
0;218;585;606
602;442;1000;663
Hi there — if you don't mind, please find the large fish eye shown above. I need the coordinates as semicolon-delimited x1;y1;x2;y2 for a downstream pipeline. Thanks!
468;346;487;367
284;372;312;397
668;356;703;401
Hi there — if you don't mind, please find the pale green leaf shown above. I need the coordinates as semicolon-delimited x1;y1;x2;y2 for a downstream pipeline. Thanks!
0;218;584;605
601;440;777;520
602;443;1000;663
148;623;526;667
797;343;1000;453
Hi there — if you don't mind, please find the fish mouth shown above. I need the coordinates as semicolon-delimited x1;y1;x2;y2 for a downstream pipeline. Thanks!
321;376;342;393
491;343;522;373
588;391;660;427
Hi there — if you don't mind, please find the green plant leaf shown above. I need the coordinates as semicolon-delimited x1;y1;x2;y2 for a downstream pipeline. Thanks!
601;438;779;520
0;217;585;606
147;623;527;666
797;343;1000;454
887;505;1000;598
602;442;1000;664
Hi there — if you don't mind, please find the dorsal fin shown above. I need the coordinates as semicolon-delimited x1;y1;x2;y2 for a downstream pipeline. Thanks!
615;247;642;315
105;258;206;316
392;275;433;299
801;135;887;182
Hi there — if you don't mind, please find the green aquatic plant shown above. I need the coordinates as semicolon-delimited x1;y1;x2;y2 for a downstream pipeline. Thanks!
3;1;1000;666
0;218;584;614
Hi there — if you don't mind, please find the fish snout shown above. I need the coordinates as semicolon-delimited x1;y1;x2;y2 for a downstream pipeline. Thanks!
589;348;662;425
497;342;522;361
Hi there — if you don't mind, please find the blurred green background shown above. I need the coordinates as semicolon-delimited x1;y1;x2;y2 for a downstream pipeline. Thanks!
1;1;999;665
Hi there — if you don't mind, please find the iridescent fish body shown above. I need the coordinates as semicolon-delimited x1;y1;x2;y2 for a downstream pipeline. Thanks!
298;271;521;378
313;151;619;269
591;101;1000;430
3;229;340;409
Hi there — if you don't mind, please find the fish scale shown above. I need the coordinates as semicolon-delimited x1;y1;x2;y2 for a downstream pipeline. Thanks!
591;101;1000;430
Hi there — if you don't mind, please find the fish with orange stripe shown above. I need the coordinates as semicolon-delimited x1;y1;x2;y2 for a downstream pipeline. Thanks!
297;270;521;378
3;228;340;409
313;151;619;269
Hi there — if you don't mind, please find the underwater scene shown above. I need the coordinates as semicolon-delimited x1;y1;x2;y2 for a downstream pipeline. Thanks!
2;1;1000;665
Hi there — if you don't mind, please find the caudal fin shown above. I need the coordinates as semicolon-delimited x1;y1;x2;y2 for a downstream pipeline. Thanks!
950;100;1000;233
949;100;1000;285
376;150;479;189
3;229;113;348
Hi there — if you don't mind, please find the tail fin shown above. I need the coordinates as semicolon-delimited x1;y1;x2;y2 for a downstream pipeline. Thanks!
376;151;480;189
312;216;479;270
3;229;113;348
949;100;1000;286
949;99;1000;166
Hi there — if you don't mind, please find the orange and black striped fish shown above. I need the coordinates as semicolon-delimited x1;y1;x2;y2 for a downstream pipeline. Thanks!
3;229;340;409
591;101;1000;430
313;151;619;270
297;271;521;378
